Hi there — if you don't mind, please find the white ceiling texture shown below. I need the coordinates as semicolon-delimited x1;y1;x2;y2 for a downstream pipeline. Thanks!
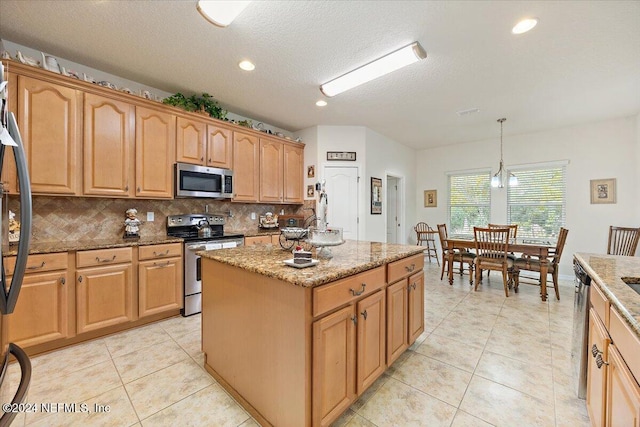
1;0;639;149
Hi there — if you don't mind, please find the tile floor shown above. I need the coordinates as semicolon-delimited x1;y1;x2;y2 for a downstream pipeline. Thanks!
2;261;591;427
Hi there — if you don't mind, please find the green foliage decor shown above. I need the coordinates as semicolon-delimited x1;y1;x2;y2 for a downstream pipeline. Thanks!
162;92;227;120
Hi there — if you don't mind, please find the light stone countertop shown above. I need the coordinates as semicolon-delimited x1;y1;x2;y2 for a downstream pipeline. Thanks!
199;239;426;288
574;253;640;338
3;236;184;256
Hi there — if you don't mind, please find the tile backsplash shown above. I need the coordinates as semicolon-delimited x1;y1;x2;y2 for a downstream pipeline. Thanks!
8;196;314;242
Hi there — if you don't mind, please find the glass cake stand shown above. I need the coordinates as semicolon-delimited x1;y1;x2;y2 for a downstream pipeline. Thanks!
308;227;344;258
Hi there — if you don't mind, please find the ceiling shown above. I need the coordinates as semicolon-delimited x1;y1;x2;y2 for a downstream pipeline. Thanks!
1;1;639;149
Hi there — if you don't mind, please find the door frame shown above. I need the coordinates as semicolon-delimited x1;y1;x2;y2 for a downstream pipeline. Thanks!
385;173;405;244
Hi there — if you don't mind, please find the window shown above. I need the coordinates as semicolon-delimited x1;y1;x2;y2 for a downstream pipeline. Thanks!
507;165;566;242
448;171;491;236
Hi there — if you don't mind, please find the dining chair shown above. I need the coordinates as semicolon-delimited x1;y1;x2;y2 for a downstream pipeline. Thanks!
473;227;515;297
486;224;518;276
607;226;640;256
512;227;569;300
437;224;475;285
414;222;439;265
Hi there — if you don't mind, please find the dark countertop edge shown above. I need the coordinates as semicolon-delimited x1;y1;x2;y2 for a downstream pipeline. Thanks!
574;252;640;338
4;236;185;256
200;245;426;288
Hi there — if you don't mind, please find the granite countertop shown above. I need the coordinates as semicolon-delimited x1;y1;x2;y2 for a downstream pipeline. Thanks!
3;236;184;256
233;228;281;237
198;240;425;288
574;253;640;338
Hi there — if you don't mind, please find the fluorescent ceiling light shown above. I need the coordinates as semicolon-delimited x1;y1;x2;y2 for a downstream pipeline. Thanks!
197;0;251;27
512;18;538;34
238;60;255;71
315;100;327;107
320;42;426;97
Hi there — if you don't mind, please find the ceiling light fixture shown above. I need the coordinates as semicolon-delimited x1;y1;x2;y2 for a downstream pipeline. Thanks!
320;41;426;97
197;0;251;27
491;118;518;188
512;18;538;34
238;60;255;71
315;100;327;107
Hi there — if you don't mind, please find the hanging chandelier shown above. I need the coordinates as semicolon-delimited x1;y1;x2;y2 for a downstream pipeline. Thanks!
491;118;518;188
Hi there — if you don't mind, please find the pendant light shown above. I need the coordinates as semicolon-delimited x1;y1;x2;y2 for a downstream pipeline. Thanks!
491;118;518;188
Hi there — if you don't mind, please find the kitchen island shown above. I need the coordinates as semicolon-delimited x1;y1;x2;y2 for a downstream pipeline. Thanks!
199;240;426;427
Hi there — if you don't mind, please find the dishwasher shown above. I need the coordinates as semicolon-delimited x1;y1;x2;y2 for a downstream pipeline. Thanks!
571;257;592;399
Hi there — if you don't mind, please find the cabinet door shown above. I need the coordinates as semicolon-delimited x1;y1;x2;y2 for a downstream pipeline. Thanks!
312;305;356;427
283;143;304;204
138;257;183;317
18;75;81;194
76;263;134;333
206;124;233;169
587;308;609;427
245;235;272;246
135;106;175;198
176;116;206;165
259;139;283;203
232;131;259;202
386;279;408;366
356;290;386;395
408;271;425;344
84;93;134;197
606;345;640;427
7;271;68;348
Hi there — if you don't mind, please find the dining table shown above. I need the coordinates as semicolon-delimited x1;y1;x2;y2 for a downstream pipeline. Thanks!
444;236;556;301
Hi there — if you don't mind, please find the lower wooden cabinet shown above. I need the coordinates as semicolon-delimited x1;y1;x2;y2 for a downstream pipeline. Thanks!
356;290;386;394
408;271;425;343
587;308;609;426
138;257;182;317
245;235;276;246
386;279;408;365
607;344;640;427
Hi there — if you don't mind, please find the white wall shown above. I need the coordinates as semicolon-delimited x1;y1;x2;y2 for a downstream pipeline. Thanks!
416;115;640;277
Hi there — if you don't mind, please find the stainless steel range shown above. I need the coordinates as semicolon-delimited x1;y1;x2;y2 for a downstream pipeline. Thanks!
167;214;244;316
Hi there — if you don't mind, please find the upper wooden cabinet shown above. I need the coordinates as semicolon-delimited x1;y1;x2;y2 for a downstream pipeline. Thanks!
2;72;19;194
284;142;304;204
135;106;175;198
259;138;284;203
84;93;135;197
233;131;260;202
207;124;233;169
17;75;82;195
176;116;206;165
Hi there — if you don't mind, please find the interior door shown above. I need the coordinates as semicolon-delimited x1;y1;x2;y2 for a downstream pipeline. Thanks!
386;176;399;243
323;166;358;240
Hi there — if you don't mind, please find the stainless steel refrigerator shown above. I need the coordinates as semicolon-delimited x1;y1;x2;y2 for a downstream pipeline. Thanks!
0;61;33;426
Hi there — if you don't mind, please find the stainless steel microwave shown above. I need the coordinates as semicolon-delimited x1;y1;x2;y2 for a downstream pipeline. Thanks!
175;163;234;199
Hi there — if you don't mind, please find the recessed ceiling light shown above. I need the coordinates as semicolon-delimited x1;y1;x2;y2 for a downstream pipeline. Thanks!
320;41;427;97
238;60;255;71
316;100;327;107
197;0;251;27
512;18;538;34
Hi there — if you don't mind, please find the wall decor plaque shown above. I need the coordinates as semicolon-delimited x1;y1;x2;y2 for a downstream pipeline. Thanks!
590;178;616;204
327;151;356;161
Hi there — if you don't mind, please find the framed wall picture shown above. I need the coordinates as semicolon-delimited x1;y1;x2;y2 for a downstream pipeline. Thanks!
307;165;315;178
306;185;314;197
371;177;382;214
590;178;616;204
424;190;437;207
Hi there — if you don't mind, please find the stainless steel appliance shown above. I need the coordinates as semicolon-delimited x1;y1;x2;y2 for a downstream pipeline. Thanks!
0;62;33;425
572;257;592;399
175;163;233;199
166;214;243;316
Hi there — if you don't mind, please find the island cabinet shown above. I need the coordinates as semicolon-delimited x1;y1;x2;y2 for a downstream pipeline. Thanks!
16;75;82;195
75;247;135;333
4;252;71;348
201;243;425;427
138;243;183;317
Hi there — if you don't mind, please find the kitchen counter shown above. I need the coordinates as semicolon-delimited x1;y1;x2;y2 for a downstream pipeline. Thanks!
198;239;426;287
3;236;184;256
229;228;280;238
574;253;640;338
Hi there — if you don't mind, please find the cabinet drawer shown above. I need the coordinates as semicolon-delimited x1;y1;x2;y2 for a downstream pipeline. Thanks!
76;247;133;268
313;266;385;317
4;252;68;276
610;307;640;381
591;284;610;328
245;235;272;246
139;243;182;260
387;254;424;284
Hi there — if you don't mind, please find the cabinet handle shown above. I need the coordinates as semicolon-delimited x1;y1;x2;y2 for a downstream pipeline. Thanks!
27;261;46;270
60;277;66;285
349;283;366;296
595;353;609;369
351;315;357;325
408;283;417;291
96;255;116;263
208;158;211;162
153;261;171;267
125;185;129;191
78;275;83;282
201;157;204;161
405;264;415;272
137;187;141;193
591;344;602;358
361;310;368;320
153;250;170;257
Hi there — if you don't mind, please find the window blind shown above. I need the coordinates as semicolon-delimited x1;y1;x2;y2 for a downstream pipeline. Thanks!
448;172;491;236
507;166;566;241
